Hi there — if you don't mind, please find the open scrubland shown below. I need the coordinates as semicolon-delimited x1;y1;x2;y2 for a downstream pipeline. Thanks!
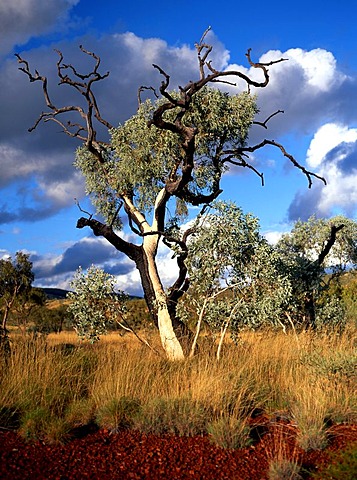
0;325;356;479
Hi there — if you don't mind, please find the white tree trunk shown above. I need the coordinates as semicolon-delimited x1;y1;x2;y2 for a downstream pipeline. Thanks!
123;189;185;361
143;234;185;361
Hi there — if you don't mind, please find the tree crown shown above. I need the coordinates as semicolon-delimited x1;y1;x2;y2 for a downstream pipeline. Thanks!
74;87;258;226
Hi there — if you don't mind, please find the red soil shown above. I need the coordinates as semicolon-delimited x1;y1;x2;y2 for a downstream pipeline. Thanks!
1;421;356;479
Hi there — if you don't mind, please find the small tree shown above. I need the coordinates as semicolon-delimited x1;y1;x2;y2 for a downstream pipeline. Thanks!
276;215;357;330
17;30;325;359
180;202;293;357
67;265;127;342
11;287;47;336
0;252;34;351
177;201;261;354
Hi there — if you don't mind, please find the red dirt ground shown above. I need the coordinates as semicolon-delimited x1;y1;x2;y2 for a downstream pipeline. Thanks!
1;421;356;479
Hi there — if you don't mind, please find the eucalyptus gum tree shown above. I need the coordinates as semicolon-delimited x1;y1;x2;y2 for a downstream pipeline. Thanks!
0;252;34;352
276;215;357;329
17;30;325;360
180;201;293;356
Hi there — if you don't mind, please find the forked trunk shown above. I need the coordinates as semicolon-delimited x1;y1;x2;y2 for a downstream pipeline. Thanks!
76;209;193;360
0;304;11;357
135;235;187;361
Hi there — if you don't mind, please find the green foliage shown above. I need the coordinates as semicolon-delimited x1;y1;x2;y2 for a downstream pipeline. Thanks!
124;298;153;330
301;350;357;387
19;406;72;444
278;216;357;268
179;201;292;335
207;416;253;449
312;443;357;480
96;396;141;432
296;423;329;452
75;88;257;222
67;265;127;342
0;252;34;351
341;271;357;324
276;215;357;330
19;406;53;441
229;243;293;333
132;397;208;436
31;304;73;334
64;398;95;427
178;208;357;340
0;252;34;302
5;287;47;335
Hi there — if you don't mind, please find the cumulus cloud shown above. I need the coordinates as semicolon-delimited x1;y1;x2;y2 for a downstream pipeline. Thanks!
33;236;131;278
288;122;357;220
32;235;140;293
223;46;355;144
1;30;214;224
31;234;180;296
221;47;357;222
2;14;357;292
0;165;85;225
0;0;79;56
306;123;357;168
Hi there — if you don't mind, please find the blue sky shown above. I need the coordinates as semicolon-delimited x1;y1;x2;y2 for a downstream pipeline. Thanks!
1;0;357;295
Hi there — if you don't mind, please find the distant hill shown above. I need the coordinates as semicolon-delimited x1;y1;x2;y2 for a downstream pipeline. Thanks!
41;288;71;300
40;287;142;301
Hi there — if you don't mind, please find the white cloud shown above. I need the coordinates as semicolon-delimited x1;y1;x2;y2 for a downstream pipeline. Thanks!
0;0;79;55
288;122;357;220
37;171;85;208
114;269;142;297
263;231;285;245
317;168;357;217
223;46;353;145
0;144;36;184
306;123;357;168
0;250;11;260
157;245;179;289
259;48;346;92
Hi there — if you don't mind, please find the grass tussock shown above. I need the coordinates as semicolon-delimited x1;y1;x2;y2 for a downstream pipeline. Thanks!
0;327;355;451
265;425;303;480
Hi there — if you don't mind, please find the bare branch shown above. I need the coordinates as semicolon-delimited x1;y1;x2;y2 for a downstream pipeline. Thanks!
76;216;139;260
167;203;211;304
225;156;265;186
115;316;161;355
224;139;326;188
152;64;179;105
198;26;212;46
16;47;113;163
138;85;159;106
246;48;288;68
74;198;93;219
109;201;123;228
16;53;55;109
127;213;143;236
265;140;326;188
253;110;284;129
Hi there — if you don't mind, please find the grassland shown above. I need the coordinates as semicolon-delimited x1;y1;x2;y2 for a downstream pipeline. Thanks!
1;326;355;447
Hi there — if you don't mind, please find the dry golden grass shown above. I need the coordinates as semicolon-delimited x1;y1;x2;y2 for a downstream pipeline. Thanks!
1;327;355;447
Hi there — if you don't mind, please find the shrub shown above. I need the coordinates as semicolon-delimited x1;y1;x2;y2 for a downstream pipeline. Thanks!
133;397;208;436
312;443;357;480
268;459;302;480
96;397;141;432
19;406;52;441
207;416;252;449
